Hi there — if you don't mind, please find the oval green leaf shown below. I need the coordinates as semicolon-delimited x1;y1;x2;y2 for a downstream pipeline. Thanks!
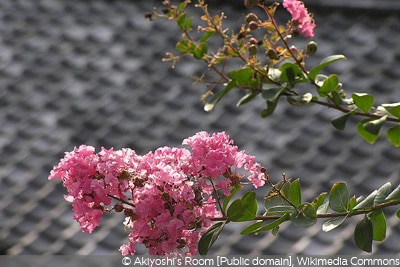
354;216;373;252
198;222;225;255
352;93;374;113
329;182;349;212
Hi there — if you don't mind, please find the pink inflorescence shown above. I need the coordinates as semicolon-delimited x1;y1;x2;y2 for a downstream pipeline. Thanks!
283;0;316;38
49;131;266;255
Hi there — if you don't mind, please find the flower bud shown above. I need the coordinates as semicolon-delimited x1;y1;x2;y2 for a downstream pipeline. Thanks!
249;37;258;45
266;49;279;60
248;44;258;56
245;13;259;23
248;21;259;31
114;203;124;212
306;41;318;55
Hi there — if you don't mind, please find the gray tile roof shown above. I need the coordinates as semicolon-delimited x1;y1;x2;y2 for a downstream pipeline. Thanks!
0;0;399;255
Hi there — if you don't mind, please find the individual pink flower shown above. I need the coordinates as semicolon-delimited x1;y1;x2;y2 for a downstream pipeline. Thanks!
283;0;316;37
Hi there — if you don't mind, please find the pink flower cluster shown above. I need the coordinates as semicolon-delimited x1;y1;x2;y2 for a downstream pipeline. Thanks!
283;0;316;38
49;131;265;255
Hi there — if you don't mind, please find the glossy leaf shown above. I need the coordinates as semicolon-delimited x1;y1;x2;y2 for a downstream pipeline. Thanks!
291;203;317;227
357;119;380;144
385;184;400;201
370;211;386;242
363;115;387;136
322;214;348;232
261;100;278;118
331;112;352;131
287;93;313;106
240;221;264;235
329;182;349;212
227;192;257;222
237;91;259;107
353;190;377;211
387;125;400;147
262;87;285;102
267;205;295;215
354;216;373;252
374;182;392;205
241;213;290;235
279;63;305;87
352;93;374;113
318;74;339;97
382;103;400;119
309;54;346;81
204;80;236;112
198;222;224;255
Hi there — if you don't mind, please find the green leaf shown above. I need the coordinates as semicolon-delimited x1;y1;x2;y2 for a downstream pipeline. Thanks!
198;222;224;255
322;214;349;232
227;192;257;222
374;182;392;205
352;93;375;113
370;211;386;241
354;216;373;252
271;226;280;236
329;182;349;212
204;80;236;112
237;91;259;107
353;190;377;211
363;115;387;136
287;93;313;106
291;203;317;227
279;63;301;87
267;205;295;215
348;195;357;211
223;185;243;211
176;39;195;54
397;210;400;219
262;87;285;102
289;178;301;207
193;43;208;59
382;103;400;119
331;112;352;131
331;91;343;106
200;31;215;43
242;213;290;235
177;13;192;31
357;119;380;144
309;55;346;81
317;74;340;97
240;221;264;235
261;100;278;118
311;192;327;211
387;125;400;147
228;68;253;87
385;184;400;201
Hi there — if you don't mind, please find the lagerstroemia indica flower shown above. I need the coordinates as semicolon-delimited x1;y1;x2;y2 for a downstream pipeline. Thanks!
49;131;266;255
283;0;316;37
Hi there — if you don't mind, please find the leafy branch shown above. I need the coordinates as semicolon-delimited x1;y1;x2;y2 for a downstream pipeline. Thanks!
201;175;400;254
148;0;400;146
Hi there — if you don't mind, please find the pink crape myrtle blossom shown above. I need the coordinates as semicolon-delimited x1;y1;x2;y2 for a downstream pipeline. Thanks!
283;0;316;38
49;131;267;255
183;131;265;195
